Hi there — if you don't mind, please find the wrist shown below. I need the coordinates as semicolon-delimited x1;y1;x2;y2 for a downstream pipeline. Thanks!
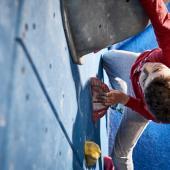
119;92;129;105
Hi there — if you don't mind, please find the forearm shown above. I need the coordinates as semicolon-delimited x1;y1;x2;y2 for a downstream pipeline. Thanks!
103;90;154;120
118;91;130;105
125;96;155;120
140;0;168;28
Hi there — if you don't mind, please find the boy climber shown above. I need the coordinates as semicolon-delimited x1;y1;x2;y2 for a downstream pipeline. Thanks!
92;0;170;169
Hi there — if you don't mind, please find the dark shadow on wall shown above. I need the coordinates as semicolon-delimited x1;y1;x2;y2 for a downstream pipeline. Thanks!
69;56;104;170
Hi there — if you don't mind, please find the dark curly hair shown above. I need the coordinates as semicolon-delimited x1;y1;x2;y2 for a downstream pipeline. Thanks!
144;76;170;123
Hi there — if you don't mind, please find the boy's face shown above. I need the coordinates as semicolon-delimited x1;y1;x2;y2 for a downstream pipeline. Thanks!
139;62;170;91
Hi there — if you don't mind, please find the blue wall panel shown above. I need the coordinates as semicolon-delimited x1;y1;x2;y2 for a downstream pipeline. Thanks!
0;0;108;169
0;0;19;167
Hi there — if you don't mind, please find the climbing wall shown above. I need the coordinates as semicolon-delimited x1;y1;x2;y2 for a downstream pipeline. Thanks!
1;0;170;170
0;0;108;169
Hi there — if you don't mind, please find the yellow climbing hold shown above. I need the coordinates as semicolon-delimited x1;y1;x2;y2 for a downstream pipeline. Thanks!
84;141;101;167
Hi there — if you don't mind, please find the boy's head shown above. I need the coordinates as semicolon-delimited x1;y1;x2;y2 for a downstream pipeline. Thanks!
139;62;170;123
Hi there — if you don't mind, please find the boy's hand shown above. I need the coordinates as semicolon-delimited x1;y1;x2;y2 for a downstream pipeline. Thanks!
96;90;129;106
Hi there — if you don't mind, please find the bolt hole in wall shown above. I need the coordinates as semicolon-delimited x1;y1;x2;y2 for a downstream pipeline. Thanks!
23;23;36;38
49;64;52;69
25;94;30;101
32;23;36;30
24;23;36;31
59;151;62;156
25;23;29;31
44;127;48;133
21;66;26;74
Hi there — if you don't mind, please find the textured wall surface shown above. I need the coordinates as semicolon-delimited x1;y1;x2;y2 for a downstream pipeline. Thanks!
0;0;108;169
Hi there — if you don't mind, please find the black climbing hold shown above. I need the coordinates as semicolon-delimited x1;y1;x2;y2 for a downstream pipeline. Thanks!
53;12;55;18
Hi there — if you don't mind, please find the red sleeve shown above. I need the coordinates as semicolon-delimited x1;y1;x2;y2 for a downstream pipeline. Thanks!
140;0;170;66
125;96;155;120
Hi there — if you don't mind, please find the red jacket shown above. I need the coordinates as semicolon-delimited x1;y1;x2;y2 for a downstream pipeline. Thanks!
125;0;170;122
